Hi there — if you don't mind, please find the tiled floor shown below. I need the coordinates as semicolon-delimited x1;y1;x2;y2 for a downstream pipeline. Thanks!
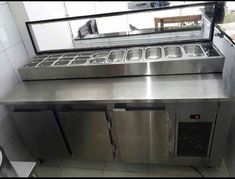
35;159;229;177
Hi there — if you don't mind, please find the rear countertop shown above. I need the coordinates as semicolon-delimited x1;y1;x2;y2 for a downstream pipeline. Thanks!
0;74;232;105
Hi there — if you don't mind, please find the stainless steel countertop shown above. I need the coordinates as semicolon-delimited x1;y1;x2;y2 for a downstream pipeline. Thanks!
0;74;232;105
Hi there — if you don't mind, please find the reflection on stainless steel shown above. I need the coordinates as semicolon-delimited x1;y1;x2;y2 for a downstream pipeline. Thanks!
26;1;216;54
78;52;93;56
183;45;205;57
49;54;63;58
24;62;39;67
21;56;223;79
2;74;228;104
45;58;58;62
5;100;232;167
126;48;143;61
19;43;224;80
113;110;170;163
75;56;90;60
6;100;232;167
38;61;54;66
70;59;87;65
107;50;125;63
201;44;220;57
31;59;44;63
54;61;70;66
58;111;113;161
113;110;148;163
80;26;202;40
164;46;183;58
63;53;78;57
89;58;106;64
34;55;48;60
2;73;231;166
92;52;109;58
59;57;74;61
84;31;128;39
11;110;70;158
145;47;162;60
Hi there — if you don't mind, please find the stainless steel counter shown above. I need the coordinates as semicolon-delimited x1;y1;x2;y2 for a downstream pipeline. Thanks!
0;73;231;105
4;74;234;167
19;43;224;81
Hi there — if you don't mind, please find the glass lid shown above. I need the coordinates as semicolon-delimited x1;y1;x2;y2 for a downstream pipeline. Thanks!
26;1;217;54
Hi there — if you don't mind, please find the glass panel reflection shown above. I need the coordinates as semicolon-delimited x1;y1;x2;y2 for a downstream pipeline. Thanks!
27;2;215;53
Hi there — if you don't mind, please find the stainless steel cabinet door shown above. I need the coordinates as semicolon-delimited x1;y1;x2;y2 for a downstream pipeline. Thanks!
113;110;172;163
113;111;149;163
148;111;171;163
11;110;70;158
57;111;113;161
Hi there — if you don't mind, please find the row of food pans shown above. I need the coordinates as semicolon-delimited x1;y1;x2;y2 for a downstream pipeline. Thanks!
24;44;207;67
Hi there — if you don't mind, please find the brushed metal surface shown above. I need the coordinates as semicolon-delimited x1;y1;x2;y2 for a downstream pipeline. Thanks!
1;74;229;105
183;44;205;57
63;53;78;57
145;47;162;60
164;46;183;58
74;56;90;60
70;59;87;65
91;51;109;58
59;57;74;61
19;43;224;80
19;56;225;80
10;110;70;158
4;101;233;167
37;61;54;67
45;57;58;62
107;50;125;63
54;60;70;66
113;110;173;163
24;62;38;67
126;48;143;61
149;111;171;163
49;54;63;58
113;110;149;163
78;52;93;56
88;58;106;64
58;111;113;161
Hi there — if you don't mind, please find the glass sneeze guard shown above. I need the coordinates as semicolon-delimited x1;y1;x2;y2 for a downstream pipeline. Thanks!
26;1;216;54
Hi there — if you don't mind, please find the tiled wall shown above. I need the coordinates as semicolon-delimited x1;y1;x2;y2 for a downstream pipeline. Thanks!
0;2;31;161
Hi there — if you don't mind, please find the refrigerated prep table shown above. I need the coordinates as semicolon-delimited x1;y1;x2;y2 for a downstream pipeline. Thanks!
1;1;234;167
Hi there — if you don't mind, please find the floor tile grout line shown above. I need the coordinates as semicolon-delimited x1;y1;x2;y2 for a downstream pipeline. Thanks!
147;163;149;177
59;160;106;177
102;161;106;177
59;159;66;177
36;159;228;177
